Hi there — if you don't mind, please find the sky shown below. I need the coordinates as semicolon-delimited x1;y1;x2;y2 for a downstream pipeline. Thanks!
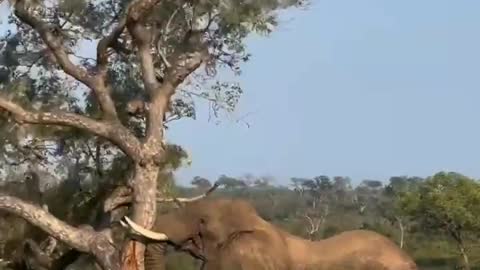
1;1;480;186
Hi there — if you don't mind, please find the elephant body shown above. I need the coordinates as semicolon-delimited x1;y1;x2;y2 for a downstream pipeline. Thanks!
128;198;417;270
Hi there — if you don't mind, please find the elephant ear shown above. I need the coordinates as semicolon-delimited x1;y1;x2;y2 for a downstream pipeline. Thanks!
198;200;256;248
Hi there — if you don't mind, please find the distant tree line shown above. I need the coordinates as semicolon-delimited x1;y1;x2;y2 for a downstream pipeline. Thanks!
2;171;480;269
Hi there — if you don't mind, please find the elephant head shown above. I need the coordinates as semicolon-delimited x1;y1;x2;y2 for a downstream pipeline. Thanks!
123;198;263;269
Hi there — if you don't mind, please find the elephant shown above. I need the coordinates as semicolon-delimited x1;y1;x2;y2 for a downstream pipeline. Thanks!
123;198;418;270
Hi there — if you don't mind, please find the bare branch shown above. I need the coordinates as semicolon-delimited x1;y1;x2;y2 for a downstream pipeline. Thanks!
0;95;142;160
0;193;94;253
127;22;159;95
0;193;120;269
104;182;221;212
144;51;205;150
157;182;220;203
155;6;182;69
96;18;127;71
104;186;133;212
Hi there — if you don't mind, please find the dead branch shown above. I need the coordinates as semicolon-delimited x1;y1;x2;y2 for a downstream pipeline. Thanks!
0;193;119;269
104;182;221;213
0;95;142;160
157;182;220;203
304;204;329;239
0;193;95;252
304;214;321;237
104;186;133;213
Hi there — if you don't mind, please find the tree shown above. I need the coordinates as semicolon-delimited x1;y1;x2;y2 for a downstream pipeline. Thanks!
398;172;480;270
0;0;307;269
289;176;333;240
332;176;352;202
216;174;247;190
252;175;274;188
380;176;422;249
190;176;212;191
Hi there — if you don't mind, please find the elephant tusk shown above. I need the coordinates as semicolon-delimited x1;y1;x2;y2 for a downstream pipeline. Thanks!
122;216;169;241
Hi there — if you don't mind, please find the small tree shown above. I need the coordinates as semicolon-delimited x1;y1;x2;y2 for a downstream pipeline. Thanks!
398;172;480;270
290;176;332;240
216;174;247;190
381;176;422;249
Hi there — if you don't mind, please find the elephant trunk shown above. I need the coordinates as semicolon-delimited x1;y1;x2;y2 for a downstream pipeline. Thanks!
145;243;167;270
127;210;197;270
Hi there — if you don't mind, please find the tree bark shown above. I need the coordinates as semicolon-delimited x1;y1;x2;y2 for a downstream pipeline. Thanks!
395;216;404;249
120;163;160;270
450;230;470;270
0;193;119;269
457;240;470;270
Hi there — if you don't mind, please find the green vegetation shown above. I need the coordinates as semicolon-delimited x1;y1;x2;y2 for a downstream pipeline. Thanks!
2;170;480;269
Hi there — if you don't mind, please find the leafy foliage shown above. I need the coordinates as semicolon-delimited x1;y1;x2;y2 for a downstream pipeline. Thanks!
398;172;480;234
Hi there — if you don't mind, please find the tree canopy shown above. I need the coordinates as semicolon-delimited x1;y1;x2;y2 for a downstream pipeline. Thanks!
0;0;307;269
397;172;480;270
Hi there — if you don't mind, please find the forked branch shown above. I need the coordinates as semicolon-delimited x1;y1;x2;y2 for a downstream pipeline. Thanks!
96;17;127;71
14;0;119;120
13;1;92;88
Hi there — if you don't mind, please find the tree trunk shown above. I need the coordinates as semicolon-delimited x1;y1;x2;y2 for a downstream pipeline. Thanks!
121;163;160;270
395;216;404;249
458;243;470;270
451;230;470;270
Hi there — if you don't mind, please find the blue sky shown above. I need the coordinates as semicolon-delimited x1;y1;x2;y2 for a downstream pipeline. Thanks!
2;1;480;186
170;0;480;185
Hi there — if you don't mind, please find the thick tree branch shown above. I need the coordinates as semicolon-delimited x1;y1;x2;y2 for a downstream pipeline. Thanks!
123;0;206;151
129;22;160;94
128;0;162;22
143;51;205;150
0;194;94;253
0;193;120;269
97;17;127;71
104;186;133;213
0;96;142;160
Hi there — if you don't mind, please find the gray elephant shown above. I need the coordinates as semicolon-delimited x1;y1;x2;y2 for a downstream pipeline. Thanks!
123;198;418;270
